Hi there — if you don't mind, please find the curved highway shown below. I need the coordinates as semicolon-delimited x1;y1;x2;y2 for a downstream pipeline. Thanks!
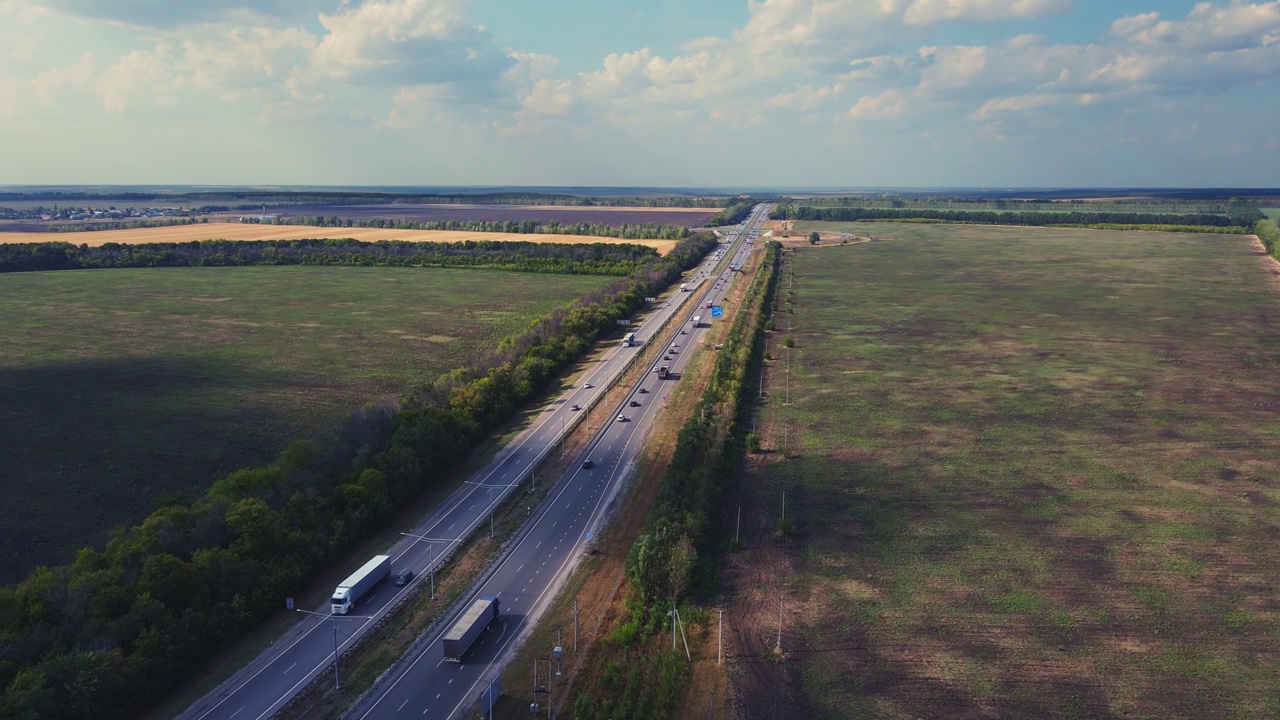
179;204;770;720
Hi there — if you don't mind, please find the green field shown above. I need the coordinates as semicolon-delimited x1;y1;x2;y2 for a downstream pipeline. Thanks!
739;224;1280;718
1262;208;1280;220
0;266;610;583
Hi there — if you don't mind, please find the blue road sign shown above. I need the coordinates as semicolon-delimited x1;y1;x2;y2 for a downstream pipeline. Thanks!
710;305;724;317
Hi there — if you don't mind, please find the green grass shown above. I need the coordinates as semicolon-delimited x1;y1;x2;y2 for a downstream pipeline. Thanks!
0;265;610;583
1261;208;1280;220
745;224;1280;718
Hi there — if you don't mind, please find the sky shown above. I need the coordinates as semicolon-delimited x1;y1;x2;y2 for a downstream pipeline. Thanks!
0;0;1278;188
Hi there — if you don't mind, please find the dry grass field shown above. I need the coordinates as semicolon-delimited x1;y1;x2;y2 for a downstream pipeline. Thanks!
0;223;679;254
727;223;1280;719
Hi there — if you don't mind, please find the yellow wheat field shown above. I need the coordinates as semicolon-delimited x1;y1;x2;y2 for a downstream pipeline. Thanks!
0;223;679;255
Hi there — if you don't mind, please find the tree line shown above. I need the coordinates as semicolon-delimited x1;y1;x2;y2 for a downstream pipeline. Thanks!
704;200;756;226
253;215;693;240
0;238;662;276
1256;219;1280;258
0;232;719;719
571;241;780;719
771;203;1253;229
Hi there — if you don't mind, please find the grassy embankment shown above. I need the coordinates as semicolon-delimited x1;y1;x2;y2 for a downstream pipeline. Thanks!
730;223;1280;718
0;265;611;583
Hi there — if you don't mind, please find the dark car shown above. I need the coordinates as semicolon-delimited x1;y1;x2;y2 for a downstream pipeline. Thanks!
629;400;641;407
639;387;648;394
582;460;594;469
395;570;414;587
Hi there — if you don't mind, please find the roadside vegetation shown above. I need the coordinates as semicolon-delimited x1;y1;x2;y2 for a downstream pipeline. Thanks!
0;233;718;720
728;224;1280;718
705;201;759;227
559;242;782;719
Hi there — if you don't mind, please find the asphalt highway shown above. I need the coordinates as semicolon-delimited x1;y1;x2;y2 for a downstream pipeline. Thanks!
179;204;770;720
346;204;770;720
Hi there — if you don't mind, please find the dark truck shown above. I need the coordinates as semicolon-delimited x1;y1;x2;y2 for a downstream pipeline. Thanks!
442;596;500;662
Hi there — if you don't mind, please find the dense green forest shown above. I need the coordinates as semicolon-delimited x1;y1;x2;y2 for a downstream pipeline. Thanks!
0;232;718;720
237;215;693;239
0;238;661;276
704;200;756;226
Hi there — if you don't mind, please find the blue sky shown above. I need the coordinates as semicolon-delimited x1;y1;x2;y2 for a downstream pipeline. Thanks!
0;0;1277;187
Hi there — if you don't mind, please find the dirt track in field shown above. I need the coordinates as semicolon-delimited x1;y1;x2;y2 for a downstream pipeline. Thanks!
0;223;679;255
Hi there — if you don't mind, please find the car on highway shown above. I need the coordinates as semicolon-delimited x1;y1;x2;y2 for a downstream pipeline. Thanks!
616;415;628;422
581;460;594;469
583;383;593;388
570;404;580;411
639;387;648;394
629;400;641;407
395;570;414;587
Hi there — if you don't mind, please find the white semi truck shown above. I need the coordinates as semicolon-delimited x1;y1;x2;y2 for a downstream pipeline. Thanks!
331;555;391;614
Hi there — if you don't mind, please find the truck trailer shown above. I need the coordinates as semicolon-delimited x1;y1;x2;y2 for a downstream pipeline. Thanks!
442;596;501;662
692;315;703;327
331;555;391;614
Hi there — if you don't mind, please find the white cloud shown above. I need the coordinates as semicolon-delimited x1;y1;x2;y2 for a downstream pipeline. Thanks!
33;0;327;27
767;83;844;110
313;0;511;87
1113;1;1280;51
903;0;1072;25
1007;33;1043;50
847;88;909;119
520;79;573;116
1167;121;1199;144
917;45;987;92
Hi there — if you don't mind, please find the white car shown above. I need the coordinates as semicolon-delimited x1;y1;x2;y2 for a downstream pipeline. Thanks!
616;415;628;422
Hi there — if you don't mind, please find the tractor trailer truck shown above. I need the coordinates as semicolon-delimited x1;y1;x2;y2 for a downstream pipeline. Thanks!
331;555;391;614
442;596;501;662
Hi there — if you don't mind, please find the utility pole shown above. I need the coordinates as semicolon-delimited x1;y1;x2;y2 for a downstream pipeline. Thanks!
718;609;723;665
735;502;742;545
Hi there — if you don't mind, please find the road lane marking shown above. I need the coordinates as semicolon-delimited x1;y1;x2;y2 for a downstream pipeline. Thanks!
516;564;524;573
230;708;243;718
284;662;296;674
398;698;410;712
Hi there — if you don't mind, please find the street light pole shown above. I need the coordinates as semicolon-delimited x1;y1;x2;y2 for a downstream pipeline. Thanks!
295;608;369;691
